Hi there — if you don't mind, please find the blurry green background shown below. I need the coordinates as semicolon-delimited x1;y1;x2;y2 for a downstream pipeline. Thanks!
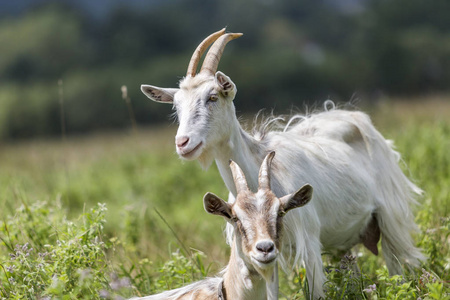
1;0;449;140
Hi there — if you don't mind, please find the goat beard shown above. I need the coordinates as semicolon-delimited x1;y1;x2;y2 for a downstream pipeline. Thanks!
197;148;215;170
254;261;278;284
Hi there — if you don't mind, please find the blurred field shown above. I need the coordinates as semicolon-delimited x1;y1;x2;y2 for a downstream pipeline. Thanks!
0;98;449;299
0;125;229;263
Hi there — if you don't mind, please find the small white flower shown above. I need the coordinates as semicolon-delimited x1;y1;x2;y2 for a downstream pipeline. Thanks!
363;283;376;293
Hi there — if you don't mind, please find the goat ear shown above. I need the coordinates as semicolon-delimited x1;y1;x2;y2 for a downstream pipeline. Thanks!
203;192;233;220
141;85;178;104
280;184;313;213
215;71;236;98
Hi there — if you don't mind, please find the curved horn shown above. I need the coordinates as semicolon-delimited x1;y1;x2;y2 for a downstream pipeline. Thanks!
229;159;250;194
200;32;243;76
186;28;226;77
258;151;276;191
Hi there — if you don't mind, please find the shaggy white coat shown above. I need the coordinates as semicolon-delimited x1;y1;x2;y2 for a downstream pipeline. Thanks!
141;72;425;299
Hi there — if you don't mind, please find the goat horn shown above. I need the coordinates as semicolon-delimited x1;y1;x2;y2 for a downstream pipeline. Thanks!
186;28;226;77
258;151;276;191
229;159;250;194
200;32;243;76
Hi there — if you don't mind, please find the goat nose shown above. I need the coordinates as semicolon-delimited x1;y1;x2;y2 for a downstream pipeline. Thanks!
176;136;189;148
255;240;275;254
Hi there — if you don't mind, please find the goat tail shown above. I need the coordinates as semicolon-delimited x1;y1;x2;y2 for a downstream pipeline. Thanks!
355;112;426;273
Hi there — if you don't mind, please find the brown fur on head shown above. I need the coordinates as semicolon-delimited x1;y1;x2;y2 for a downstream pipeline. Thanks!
203;151;313;277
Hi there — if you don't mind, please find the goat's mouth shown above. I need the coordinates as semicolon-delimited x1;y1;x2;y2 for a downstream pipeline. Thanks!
251;254;277;268
178;142;203;159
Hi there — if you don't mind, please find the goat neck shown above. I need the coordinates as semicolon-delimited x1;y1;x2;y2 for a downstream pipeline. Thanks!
214;121;266;196
221;239;269;300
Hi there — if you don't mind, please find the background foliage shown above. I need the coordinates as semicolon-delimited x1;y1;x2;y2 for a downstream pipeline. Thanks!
0;0;450;139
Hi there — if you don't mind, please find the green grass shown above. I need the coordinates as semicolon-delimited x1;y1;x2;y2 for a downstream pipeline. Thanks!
0;99;449;299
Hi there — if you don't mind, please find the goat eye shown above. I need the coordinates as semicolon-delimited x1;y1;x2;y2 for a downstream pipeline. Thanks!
208;94;218;102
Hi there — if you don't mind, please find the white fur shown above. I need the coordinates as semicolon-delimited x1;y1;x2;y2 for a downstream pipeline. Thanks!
129;277;222;299
142;71;425;298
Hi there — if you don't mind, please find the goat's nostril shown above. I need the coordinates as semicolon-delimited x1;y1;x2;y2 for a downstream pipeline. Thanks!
176;136;189;148
256;241;275;253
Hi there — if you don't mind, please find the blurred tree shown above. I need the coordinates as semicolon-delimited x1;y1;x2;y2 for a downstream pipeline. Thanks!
0;0;449;140
0;4;91;82
353;0;450;93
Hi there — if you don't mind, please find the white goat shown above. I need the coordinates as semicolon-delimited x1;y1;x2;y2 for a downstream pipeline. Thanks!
141;29;425;298
131;152;312;300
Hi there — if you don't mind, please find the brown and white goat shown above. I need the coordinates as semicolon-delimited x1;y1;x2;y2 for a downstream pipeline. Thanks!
141;29;425;298
131;151;312;300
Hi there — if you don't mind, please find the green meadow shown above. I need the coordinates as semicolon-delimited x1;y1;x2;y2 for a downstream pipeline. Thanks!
0;98;449;299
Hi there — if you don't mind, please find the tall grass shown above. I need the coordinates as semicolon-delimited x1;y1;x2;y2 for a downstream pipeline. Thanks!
0;99;449;299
